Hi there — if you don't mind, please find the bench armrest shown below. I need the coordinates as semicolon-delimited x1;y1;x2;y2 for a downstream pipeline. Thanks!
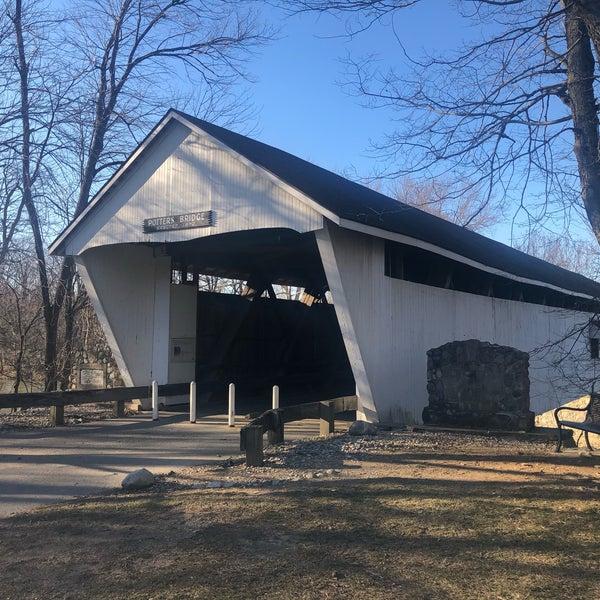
554;404;589;425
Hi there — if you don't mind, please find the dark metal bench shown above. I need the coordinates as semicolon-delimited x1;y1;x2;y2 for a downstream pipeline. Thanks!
554;392;600;452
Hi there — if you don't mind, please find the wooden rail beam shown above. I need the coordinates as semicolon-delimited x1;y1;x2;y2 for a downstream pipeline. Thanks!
0;386;150;410
240;395;358;466
0;381;194;425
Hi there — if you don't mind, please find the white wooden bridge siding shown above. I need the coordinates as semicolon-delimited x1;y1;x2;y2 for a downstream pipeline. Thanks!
69;121;325;397
320;223;592;424
75;245;170;389
64;122;323;256
78;245;197;404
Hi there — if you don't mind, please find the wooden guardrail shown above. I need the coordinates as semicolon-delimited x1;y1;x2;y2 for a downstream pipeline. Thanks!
0;382;192;425
240;395;357;467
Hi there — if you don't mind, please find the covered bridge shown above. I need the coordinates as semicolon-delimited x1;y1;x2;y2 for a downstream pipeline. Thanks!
50;109;600;423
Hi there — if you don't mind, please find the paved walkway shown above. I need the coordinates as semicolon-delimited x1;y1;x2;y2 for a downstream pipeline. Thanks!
0;408;323;518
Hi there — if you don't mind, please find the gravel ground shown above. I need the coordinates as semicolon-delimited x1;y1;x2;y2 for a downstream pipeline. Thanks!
156;428;559;492
0;404;119;431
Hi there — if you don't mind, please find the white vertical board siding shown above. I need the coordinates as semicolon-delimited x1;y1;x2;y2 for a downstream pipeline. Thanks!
316;228;378;422
323;223;592;424
151;255;172;386
66;128;323;255
76;244;170;389
168;285;197;400
64;121;192;256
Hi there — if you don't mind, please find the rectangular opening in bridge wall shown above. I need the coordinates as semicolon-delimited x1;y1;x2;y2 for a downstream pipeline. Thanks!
384;240;591;311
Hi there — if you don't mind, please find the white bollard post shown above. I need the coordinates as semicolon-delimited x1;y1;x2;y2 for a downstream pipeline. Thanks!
272;385;279;410
190;381;197;423
152;380;159;421
228;383;235;427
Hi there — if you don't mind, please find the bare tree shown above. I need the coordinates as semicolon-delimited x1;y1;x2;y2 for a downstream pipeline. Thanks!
0;251;45;393
61;0;270;220
0;1;28;265
515;230;600;279
390;176;501;233
0;153;25;266
2;0;270;392
291;1;600;250
8;0;68;391
198;275;246;295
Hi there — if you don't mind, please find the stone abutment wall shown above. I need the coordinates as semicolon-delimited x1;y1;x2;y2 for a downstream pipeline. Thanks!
424;339;534;431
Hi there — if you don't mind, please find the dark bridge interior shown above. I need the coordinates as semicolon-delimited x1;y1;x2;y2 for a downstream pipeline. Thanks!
166;228;355;406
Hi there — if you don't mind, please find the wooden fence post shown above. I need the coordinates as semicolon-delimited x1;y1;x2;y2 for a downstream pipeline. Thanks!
112;399;125;418
243;425;264;467
267;410;284;445
319;400;335;436
50;405;64;426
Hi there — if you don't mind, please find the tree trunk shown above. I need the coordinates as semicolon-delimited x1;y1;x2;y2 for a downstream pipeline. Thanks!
59;265;77;391
563;1;600;245
13;335;24;394
44;258;72;391
13;0;52;392
579;0;600;60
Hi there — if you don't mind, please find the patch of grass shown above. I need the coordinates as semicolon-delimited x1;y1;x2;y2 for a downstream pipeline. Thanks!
1;452;599;599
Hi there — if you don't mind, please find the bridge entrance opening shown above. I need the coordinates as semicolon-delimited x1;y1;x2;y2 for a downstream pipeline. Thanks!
166;228;354;409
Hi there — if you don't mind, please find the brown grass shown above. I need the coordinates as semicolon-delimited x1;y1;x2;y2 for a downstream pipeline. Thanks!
1;445;599;599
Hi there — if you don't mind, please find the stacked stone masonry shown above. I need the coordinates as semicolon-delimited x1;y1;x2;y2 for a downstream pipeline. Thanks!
424;339;534;431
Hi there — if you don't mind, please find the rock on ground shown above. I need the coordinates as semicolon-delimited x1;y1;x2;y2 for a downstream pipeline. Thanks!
122;468;155;490
348;420;378;436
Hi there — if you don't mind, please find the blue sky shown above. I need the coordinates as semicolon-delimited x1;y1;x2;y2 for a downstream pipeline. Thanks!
248;4;469;180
